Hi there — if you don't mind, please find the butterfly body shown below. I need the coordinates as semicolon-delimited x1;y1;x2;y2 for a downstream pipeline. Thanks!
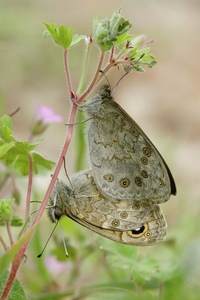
83;85;176;204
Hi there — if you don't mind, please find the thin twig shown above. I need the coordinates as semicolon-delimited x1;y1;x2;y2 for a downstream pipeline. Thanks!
5;220;14;246
0;235;8;252
24;155;33;228
64;50;73;95
78;51;105;104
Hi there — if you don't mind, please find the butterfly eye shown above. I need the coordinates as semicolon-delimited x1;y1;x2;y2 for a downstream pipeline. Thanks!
120;211;128;219
141;170;148;178
120;178;130;188
54;209;62;221
48;207;62;223
111;219;120;227
144;231;152;238
143;147;151;157
127;223;149;238
132;203;140;210
135;177;142;187
141;157;148;165
131;226;145;235
159;179;165;187
103;174;114;182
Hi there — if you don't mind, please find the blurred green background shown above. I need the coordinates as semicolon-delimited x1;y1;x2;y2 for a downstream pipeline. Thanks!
1;0;200;299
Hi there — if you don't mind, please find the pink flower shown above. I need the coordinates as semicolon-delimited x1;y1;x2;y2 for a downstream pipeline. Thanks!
45;255;71;275
31;104;63;135
35;104;63;124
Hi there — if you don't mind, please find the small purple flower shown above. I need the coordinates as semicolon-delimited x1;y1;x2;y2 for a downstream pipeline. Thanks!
31;104;63;135
35;104;63;124
45;255;71;275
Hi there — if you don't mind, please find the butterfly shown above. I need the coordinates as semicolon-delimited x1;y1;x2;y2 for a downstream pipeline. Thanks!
48;170;167;246
82;85;176;204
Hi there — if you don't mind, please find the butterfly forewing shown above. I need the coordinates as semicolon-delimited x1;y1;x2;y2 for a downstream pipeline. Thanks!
83;85;176;204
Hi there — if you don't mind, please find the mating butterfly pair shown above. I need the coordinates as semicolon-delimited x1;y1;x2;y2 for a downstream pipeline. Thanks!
49;85;176;246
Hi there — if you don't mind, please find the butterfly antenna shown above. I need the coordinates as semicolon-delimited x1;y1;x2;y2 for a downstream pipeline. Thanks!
60;224;69;257
99;70;111;89
37;221;59;258
63;157;74;191
112;53;145;94
65;116;92;126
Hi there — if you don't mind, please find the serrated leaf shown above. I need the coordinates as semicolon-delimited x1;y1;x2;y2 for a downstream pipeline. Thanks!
131;35;146;48
2;115;13;130
147;60;157;68
32;152;55;174
8;216;23;227
0;270;28;300
0;136;54;175
0;225;35;276
0;142;15;158
110;12;132;36
43;22;74;49
70;34;86;47
3;141;38;175
43;30;51;39
0;118;14;143
93;12;131;51
11;219;23;227
113;32;134;47
0;198;13;216
58;25;74;48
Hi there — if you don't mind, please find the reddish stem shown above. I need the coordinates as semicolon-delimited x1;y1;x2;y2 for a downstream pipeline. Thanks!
64;50;73;96
0;246;26;300
31;104;77;228
5;220;14;246
0;235;8;252
78;51;105;103
109;46;115;62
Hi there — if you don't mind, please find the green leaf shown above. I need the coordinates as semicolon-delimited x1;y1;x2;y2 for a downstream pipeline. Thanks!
11;216;23;227
70;34;86;47
2;115;13;130
0;225;36;277
0;116;14;143
93;11;131;51
0;117;55;175
32;152;55;174
124;47;157;72
2;141;37;175
0;141;15;158
0;216;23;226
43;22;74;49
114;32;134;47
0;199;13;220
131;35;146;49
0;270;28;300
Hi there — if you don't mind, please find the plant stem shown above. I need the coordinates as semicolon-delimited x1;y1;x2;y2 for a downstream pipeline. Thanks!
77;38;93;95
5;220;14;246
64;50;73;96
30;103;78;229
0;246;26;300
24;155;33;229
0;235;8;252
78;51;105;103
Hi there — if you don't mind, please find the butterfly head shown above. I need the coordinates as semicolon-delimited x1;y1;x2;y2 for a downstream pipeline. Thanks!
82;85;113;117
48;180;73;223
